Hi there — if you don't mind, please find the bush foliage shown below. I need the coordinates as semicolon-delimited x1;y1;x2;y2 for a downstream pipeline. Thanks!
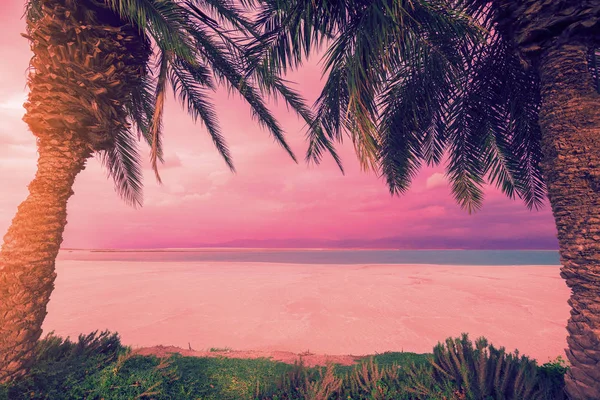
0;332;566;400
430;333;567;400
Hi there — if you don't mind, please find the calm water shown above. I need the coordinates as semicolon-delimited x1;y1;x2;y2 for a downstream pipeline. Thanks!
58;249;561;266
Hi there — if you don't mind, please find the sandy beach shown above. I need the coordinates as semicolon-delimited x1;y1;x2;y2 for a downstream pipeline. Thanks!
43;260;570;363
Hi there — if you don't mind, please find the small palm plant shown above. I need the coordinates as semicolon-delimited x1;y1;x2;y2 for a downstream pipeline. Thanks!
0;0;317;382
431;334;544;400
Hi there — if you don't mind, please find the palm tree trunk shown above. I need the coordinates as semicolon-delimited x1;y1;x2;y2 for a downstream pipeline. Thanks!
0;134;90;383
537;41;600;400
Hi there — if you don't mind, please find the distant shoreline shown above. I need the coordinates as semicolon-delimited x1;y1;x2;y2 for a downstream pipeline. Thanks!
61;247;559;253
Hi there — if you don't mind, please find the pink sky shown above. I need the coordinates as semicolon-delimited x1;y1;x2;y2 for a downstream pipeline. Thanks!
0;1;558;249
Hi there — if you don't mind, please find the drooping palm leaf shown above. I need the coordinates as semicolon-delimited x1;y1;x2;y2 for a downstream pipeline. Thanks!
98;128;144;207
187;25;297;161
104;0;196;64
252;0;547;212
447;0;546;210
149;50;169;183
168;59;235;171
24;0;319;205
251;63;345;171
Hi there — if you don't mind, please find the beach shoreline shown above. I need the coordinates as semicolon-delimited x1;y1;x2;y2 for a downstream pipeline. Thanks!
43;260;570;363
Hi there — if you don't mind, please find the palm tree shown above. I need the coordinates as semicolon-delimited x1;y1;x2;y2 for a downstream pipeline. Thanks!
250;0;600;398
0;0;317;382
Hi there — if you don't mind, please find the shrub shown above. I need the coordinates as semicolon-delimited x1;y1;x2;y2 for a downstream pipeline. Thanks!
255;360;317;400
1;332;566;400
256;357;461;400
538;356;569;400
346;357;397;399
1;330;126;399
430;333;565;400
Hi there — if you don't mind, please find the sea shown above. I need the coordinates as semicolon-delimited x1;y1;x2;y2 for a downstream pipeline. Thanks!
58;249;561;266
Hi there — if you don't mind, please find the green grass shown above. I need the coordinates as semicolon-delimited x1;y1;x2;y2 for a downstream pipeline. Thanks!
0;331;567;400
209;347;233;352
371;351;431;367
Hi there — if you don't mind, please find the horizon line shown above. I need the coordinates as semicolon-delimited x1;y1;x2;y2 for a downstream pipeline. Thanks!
60;247;559;252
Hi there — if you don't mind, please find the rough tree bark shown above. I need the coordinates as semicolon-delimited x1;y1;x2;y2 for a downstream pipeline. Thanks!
0;0;149;382
0;135;91;382
537;41;600;400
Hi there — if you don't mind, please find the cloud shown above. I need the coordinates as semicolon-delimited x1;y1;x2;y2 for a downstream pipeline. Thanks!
0;92;26;115
148;192;212;208
162;153;182;169
0;92;33;150
426;172;446;190
419;205;447;218
0;156;37;171
0;123;32;148
169;183;186;194
142;152;182;171
207;170;231;187
349;199;392;213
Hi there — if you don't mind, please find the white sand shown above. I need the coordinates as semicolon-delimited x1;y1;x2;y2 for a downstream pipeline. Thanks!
43;261;570;362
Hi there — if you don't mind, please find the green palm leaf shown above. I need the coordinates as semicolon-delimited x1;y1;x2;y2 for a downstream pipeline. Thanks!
23;0;314;205
188;26;297;161
105;0;196;64
169;59;234;171
252;0;546;213
99;128;144;207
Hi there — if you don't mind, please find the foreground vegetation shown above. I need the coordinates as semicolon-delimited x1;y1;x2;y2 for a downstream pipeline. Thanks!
0;331;568;399
1;0;598;397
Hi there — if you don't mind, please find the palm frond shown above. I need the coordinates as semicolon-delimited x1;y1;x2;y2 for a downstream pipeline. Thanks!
169;60;234;171
249;0;545;214
503;60;545;210
149;51;169;184
188;26;297;162
128;74;156;145
105;0;196;64
447;6;545;211
25;0;313;208
251;63;344;171
445;82;489;213
99;128;144;208
310;64;349;160
188;0;256;33
248;0;342;74
378;49;459;196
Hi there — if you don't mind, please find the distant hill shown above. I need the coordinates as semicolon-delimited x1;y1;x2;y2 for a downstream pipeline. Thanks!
208;236;558;250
